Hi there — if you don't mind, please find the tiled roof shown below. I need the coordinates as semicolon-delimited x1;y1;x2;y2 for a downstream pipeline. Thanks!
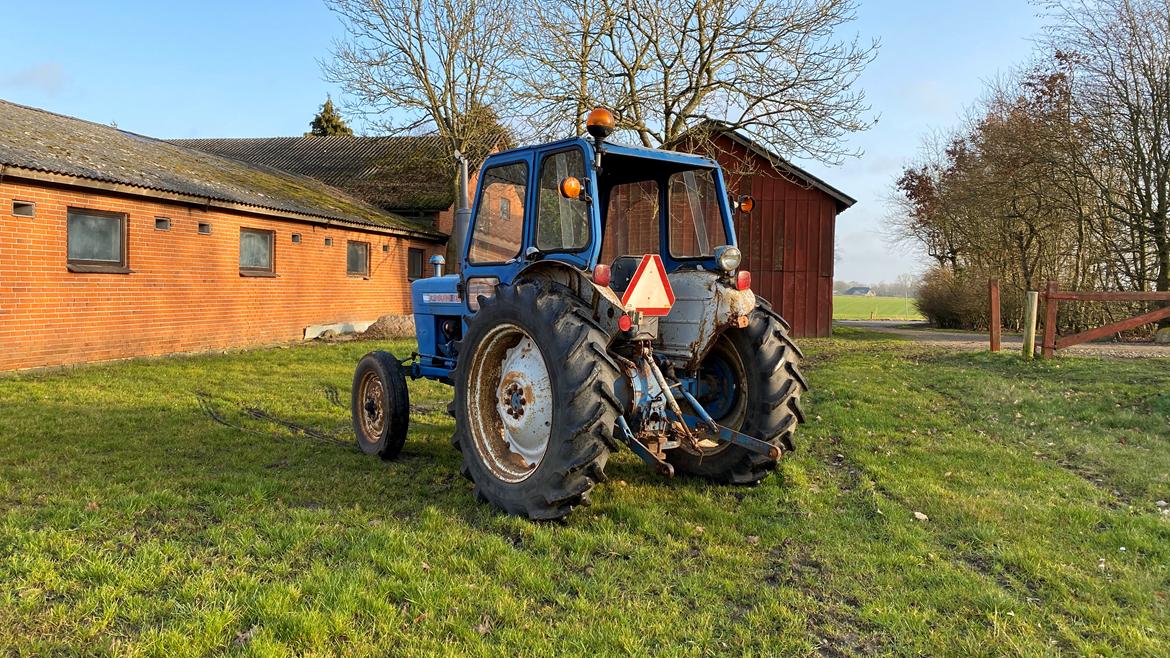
0;99;441;238
685;121;857;211
171;134;457;212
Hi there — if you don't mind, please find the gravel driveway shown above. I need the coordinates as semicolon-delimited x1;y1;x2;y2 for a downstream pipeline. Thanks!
837;320;1170;358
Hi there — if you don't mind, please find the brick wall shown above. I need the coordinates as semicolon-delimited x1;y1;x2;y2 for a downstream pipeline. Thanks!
0;178;443;371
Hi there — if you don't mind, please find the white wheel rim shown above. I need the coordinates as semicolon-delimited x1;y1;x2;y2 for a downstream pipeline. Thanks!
496;337;553;467
466;323;553;482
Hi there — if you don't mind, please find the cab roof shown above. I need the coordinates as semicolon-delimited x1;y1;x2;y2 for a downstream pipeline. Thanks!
486;137;718;170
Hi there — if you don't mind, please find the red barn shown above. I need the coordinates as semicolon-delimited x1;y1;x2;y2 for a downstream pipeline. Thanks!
679;129;855;337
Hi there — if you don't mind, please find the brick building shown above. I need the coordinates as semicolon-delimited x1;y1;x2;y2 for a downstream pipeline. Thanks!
0;100;446;371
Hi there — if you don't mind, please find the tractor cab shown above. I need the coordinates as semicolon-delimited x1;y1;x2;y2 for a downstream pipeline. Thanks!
460;135;743;298
358;108;805;521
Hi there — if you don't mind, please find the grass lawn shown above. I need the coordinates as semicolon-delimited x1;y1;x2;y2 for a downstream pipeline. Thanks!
833;296;924;321
2;330;1168;657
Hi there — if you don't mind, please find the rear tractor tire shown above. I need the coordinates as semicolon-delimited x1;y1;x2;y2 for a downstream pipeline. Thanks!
667;300;807;484
352;351;410;460
451;281;621;520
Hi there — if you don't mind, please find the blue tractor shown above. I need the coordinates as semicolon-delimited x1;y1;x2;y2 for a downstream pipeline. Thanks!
352;109;806;520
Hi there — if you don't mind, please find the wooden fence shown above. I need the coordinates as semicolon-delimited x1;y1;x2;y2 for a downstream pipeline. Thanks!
1039;282;1170;357
988;279;1170;357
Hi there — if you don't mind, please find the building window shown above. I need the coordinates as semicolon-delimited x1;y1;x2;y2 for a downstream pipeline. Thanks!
67;208;128;273
155;217;171;231
198;222;212;235
13;201;35;217
348;240;370;277
325;237;333;247
408;248;424;280
382;244;389;252
292;233;302;243
240;228;275;276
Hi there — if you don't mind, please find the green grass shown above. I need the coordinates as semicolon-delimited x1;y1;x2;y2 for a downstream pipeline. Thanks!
2;331;1168;656
833;295;924;321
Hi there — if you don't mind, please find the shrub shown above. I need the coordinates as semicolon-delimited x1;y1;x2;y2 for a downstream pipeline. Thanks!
915;267;987;329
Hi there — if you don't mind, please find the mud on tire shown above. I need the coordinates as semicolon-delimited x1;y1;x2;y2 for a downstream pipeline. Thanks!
666;297;807;484
451;280;621;520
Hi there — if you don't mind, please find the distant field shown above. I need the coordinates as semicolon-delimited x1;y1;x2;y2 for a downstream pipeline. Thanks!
833;295;924;321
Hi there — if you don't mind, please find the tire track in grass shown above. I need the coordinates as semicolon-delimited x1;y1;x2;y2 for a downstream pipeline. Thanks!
800;339;1089;654
743;350;897;657
195;391;353;448
868;346;1167;654
760;535;891;657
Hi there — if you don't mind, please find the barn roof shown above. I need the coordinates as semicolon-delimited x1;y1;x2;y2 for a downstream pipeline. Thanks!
0;99;442;239
689;123;857;212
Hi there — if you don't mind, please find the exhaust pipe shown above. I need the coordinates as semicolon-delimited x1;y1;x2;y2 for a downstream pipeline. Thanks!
449;151;471;275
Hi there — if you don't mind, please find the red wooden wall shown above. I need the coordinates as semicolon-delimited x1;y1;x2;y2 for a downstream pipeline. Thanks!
696;135;842;338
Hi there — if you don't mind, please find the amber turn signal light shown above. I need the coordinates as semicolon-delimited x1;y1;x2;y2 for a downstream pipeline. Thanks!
560;176;582;199
585;107;616;139
738;195;755;213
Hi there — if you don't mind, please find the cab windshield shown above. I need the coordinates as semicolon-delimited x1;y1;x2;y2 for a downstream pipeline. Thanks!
599;165;727;264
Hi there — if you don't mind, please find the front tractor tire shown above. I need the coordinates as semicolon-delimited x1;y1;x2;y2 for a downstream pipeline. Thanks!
352;351;410;460
667;300;807;484
452;281;620;520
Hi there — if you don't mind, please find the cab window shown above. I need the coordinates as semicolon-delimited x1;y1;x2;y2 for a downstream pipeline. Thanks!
468;162;527;264
535;149;589;252
600;179;660;264
668;169;726;259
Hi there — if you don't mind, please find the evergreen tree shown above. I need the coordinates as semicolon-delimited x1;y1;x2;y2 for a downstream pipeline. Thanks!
308;97;354;136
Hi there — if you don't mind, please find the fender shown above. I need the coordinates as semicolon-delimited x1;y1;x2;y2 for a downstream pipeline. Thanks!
515;260;652;339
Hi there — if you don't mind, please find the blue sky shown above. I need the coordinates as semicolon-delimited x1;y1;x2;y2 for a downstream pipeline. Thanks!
0;0;1045;282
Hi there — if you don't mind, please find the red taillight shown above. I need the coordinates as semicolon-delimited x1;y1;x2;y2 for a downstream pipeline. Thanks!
736;271;751;291
617;314;633;331
593;264;611;287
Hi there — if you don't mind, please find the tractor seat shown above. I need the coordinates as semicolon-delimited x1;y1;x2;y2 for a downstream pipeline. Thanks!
608;256;643;296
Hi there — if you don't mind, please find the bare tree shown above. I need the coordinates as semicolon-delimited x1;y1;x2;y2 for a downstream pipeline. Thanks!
525;0;877;164
1042;0;1170;296
323;0;517;161
889;131;969;270
517;0;619;141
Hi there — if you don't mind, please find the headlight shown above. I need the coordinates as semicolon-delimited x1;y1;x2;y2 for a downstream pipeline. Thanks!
714;245;741;271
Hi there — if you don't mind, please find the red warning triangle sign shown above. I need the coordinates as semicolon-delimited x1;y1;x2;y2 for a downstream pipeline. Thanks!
621;254;676;316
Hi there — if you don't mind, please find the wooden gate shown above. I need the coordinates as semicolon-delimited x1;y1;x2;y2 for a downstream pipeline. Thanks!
1039;281;1170;357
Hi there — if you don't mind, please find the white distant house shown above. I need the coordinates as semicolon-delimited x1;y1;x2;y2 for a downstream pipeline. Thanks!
844;287;875;297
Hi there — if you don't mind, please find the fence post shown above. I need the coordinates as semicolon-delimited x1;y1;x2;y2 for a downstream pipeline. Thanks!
1042;281;1059;358
1022;291;1039;360
989;278;1001;352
